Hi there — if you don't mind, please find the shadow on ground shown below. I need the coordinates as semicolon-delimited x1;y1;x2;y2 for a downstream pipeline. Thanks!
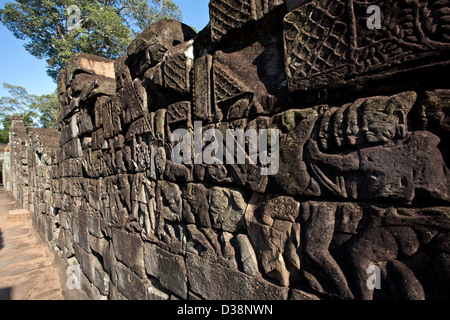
0;228;3;250
0;287;12;300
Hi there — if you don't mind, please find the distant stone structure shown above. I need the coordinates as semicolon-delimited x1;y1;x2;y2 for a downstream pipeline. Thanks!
0;144;9;187
5;0;450;300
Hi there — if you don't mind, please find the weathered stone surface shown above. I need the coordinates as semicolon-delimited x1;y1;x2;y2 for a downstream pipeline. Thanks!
111;228;145;278
126;19;196;77
147;285;170;300
65;52;115;83
167;101;191;126
144;243;187;299
213;36;283;120
71;73;116;97
209;0;285;44
235;234;259;277
73;243;110;296
290;288;321;300
73;219;90;254
286;0;307;12
209;187;247;233
8;0;450;301
146;40;195;98
283;0;450;101
7;209;30;221
246;193;300;287
182;183;210;227
193;55;215;122
186;253;289;300
114;263;148;300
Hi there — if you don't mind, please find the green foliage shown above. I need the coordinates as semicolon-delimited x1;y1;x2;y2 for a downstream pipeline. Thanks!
0;116;12;144
30;91;59;129
0;83;39;127
0;83;59;143
0;113;35;144
0;0;183;81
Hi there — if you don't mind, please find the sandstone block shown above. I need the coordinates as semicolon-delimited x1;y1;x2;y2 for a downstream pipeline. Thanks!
144;243;188;299
186;253;289;300
7;209;30;221
112;228;145;278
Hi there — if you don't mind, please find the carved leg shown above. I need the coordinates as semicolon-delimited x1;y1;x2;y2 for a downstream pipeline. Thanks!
303;202;354;299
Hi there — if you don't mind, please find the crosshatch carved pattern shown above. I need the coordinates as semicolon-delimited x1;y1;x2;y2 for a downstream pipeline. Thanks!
284;0;450;92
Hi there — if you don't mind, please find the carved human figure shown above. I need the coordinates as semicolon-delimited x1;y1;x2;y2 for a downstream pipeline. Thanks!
305;92;450;203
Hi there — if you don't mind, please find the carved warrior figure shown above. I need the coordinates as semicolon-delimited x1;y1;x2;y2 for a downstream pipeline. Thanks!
273;91;450;204
306;92;450;203
250;92;449;297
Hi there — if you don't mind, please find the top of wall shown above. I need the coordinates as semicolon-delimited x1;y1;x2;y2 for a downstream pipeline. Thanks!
58;0;450;114
28;128;61;150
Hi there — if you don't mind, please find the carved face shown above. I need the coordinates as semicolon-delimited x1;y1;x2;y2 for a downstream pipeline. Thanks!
359;93;413;145
361;108;400;144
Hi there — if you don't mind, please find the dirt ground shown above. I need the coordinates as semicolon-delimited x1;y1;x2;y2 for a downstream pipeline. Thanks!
0;187;64;300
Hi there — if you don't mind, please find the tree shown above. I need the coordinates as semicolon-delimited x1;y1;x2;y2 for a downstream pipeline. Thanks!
0;113;35;144
0;83;59;144
0;83;39;128
30;91;59;129
0;116;12;144
0;0;183;81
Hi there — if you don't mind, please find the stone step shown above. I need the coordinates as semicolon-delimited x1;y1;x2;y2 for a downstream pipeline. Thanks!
7;209;30;221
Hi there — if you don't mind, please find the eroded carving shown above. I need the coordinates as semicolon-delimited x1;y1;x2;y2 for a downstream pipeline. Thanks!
16;3;450;301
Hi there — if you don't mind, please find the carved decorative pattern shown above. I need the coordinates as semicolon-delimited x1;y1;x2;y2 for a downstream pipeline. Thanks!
284;0;450;92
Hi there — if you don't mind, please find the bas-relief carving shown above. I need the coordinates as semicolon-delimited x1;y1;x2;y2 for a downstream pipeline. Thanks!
284;0;450;94
278;92;450;204
40;0;450;300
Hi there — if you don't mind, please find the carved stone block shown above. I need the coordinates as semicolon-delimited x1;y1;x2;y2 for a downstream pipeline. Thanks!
209;0;285;44
193;55;215;122
126;19;196;77
284;0;450;99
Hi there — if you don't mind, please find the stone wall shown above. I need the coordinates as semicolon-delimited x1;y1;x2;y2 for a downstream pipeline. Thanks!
7;0;450;300
0;144;9;188
9;116;30;209
27;128;61;248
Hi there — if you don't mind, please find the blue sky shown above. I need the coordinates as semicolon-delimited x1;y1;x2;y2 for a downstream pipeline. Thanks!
0;0;210;98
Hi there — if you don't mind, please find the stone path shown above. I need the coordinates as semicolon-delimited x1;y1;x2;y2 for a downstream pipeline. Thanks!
0;187;64;300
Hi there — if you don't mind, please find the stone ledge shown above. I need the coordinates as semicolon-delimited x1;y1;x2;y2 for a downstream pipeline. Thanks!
7;209;30;221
